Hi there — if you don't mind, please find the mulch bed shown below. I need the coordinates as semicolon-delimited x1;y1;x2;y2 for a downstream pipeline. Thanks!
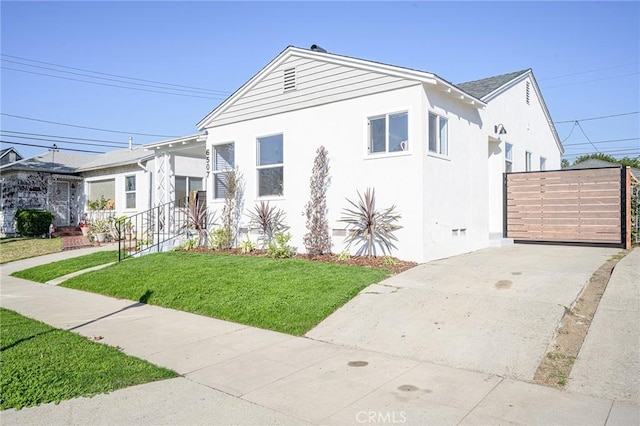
183;247;418;274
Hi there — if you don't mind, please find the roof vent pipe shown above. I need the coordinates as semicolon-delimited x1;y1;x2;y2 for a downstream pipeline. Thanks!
129;137;133;150
310;44;327;53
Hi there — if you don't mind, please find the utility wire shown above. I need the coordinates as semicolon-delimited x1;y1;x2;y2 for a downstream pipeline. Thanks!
575;121;601;153
1;140;104;154
1;53;231;95
2;59;225;97
0;113;179;138
561;122;577;143
1;130;131;145
555;111;639;124
539;62;639;81
2;67;227;100
563;137;640;147
541;72;639;89
0;134;128;150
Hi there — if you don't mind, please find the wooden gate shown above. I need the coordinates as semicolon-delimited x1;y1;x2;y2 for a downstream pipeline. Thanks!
505;167;630;248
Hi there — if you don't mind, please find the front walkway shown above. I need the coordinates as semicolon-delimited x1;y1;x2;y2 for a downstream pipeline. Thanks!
0;248;638;425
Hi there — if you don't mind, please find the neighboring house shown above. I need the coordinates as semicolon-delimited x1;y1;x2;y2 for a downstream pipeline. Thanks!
151;45;564;262
78;138;206;219
567;158;639;181
0;150;94;236
0;147;23;166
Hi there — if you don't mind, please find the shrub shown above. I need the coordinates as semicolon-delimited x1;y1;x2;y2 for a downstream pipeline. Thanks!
247;201;289;248
340;188;402;257
267;232;295;258
209;227;231;251
239;236;256;254
303;146;332;256
15;210;54;237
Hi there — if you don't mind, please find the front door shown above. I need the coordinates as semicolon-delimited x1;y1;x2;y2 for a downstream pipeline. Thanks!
51;181;70;226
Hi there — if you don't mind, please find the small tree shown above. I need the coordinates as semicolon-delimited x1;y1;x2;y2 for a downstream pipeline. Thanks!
218;168;244;249
303;146;331;256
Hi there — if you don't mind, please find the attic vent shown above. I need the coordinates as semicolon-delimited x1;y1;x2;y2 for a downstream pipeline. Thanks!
526;81;531;105
283;67;296;92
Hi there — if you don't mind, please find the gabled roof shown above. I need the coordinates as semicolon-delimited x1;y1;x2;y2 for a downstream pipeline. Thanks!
0;150;95;174
77;146;154;172
457;70;529;100
197;46;486;129
1;147;23;160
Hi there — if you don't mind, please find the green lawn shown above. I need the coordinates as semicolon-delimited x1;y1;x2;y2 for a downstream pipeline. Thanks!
0;238;62;264
12;251;118;283
61;252;390;335
0;308;177;411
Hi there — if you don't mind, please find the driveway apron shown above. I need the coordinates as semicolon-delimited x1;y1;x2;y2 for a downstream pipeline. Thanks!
306;244;621;381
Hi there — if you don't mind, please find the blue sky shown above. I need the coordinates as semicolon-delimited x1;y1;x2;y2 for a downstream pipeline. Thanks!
1;1;638;163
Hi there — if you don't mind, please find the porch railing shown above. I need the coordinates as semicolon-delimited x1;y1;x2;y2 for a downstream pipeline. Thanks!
116;197;189;261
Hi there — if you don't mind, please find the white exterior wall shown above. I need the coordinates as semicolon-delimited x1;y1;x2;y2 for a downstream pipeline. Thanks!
82;162;154;217
484;76;563;237
206;84;487;263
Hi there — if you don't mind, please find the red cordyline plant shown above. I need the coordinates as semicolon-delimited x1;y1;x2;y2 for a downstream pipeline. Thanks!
340;188;402;257
247;200;289;248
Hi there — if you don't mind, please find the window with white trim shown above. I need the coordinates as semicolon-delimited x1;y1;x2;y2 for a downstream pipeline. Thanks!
540;157;546;171
125;176;136;209
525;151;532;171
368;112;408;154
428;113;448;156
505;143;513;172
257;134;283;197
212;143;234;199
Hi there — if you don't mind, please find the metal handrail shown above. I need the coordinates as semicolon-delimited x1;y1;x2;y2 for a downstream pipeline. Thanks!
116;197;189;261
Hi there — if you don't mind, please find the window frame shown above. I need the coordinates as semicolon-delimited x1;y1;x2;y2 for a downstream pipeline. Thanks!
211;142;235;200
428;112;449;158
256;133;284;198
124;175;136;210
505;143;513;173
175;176;204;206
366;111;409;156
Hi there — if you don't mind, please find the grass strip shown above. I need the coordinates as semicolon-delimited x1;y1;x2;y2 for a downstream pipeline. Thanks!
62;252;389;335
0;308;177;410
0;238;62;264
11;251;118;283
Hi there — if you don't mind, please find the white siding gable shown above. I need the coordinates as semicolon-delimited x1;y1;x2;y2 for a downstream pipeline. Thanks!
210;54;421;127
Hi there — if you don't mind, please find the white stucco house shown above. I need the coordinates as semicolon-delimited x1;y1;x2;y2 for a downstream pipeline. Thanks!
152;45;563;262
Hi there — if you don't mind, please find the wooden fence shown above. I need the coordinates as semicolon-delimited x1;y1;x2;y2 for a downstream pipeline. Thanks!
505;167;631;248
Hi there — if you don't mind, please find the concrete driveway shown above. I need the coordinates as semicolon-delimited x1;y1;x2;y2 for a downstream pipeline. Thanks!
307;244;621;381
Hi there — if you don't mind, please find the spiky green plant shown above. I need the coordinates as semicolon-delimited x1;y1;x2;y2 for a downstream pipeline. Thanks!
247;201;289;248
340;188;402;257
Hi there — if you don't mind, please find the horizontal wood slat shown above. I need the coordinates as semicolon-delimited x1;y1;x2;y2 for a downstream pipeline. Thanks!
506;168;623;245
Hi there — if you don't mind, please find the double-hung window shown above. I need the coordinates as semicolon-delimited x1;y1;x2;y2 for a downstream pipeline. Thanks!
525;151;532;171
368;112;408;154
212;143;235;199
428;113;448;156
505;143;513;172
125;176;136;209
257;134;283;197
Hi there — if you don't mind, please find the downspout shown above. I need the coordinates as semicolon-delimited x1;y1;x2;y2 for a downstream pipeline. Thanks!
137;159;152;211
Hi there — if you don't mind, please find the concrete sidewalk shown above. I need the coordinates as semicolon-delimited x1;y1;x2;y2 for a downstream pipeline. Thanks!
568;248;640;404
1;247;638;425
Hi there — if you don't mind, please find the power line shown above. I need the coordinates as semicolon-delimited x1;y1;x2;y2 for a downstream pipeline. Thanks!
2;59;225;97
2;67;226;101
555;111;639;124
1;130;131;145
1;53;231;95
1;140;104;154
0;133;127;150
0;113;179;138
575;121;600;153
563;137;640;147
541;72;639;89
539;62;639;81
